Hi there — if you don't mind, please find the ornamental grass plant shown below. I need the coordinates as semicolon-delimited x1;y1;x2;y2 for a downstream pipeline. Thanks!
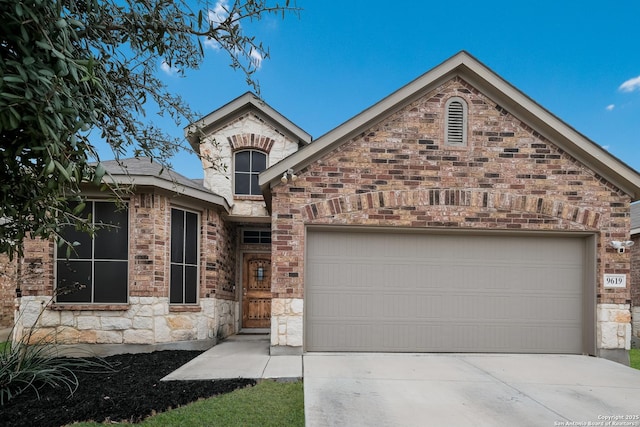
0;294;110;405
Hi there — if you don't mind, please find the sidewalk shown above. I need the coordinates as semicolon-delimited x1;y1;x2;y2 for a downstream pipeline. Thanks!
161;334;302;381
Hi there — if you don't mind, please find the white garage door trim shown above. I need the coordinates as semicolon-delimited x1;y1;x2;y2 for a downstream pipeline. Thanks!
304;227;596;354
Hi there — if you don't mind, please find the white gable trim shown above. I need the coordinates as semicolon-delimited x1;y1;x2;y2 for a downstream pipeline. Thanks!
185;92;312;151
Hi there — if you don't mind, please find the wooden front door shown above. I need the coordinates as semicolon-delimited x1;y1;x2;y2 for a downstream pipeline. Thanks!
242;253;272;328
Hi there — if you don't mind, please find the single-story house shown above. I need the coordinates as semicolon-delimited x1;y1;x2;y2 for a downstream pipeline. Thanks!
4;51;640;363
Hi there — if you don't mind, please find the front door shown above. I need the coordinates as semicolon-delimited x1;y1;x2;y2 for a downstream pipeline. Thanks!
242;253;272;328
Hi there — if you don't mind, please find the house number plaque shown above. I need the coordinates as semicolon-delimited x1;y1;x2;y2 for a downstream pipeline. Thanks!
603;274;626;288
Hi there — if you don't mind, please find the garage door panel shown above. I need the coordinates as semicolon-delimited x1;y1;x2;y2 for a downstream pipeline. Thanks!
306;230;586;353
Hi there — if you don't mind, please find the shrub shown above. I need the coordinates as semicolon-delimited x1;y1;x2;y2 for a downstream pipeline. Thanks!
0;296;110;405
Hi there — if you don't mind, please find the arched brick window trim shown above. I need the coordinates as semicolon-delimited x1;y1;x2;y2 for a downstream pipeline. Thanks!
227;133;275;153
301;189;601;229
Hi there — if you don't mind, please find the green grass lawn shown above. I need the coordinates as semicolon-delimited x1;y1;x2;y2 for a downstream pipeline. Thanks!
69;380;304;427
630;348;640;370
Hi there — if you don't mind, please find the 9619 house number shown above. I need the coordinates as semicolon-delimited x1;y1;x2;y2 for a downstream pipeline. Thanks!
603;274;626;288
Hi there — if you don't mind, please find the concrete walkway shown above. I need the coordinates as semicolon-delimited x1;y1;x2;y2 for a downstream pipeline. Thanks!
161;337;640;426
161;334;302;381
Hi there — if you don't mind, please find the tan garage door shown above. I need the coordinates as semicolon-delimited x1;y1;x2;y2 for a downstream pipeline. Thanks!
305;229;589;353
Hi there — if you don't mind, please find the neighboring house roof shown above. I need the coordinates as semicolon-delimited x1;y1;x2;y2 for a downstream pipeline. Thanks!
97;157;230;212
632;202;640;236
184;92;312;150
260;51;640;202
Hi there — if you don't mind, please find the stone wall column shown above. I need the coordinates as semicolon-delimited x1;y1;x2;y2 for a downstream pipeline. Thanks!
270;298;303;355
597;303;631;364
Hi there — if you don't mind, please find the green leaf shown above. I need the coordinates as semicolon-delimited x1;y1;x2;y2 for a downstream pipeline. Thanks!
35;40;51;50
92;162;106;186
72;202;85;215
51;49;65;60
3;75;25;83
54;160;70;181
45;160;55;175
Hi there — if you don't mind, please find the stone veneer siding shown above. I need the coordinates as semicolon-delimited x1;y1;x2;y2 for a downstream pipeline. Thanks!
199;113;300;217
12;191;239;346
270;77;633;353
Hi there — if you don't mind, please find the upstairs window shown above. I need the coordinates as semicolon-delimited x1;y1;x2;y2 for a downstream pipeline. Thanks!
234;150;267;196
445;97;468;147
56;201;129;304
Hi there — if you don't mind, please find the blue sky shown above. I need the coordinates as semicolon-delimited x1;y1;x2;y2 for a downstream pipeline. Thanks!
96;0;640;178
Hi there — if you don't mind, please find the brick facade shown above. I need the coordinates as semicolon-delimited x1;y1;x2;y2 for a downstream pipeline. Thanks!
271;78;632;303
270;77;633;354
11;191;239;346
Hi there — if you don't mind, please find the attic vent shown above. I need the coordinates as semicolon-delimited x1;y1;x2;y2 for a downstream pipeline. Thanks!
445;97;468;146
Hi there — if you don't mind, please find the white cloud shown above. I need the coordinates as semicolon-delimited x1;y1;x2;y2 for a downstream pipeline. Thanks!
601;145;610;150
204;37;221;50
250;49;263;69
204;1;238;50
160;61;179;76
203;1;263;71
605;104;615;111
619;75;640;92
209;0;231;25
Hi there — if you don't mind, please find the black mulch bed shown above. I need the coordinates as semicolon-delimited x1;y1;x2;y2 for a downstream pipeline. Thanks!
1;350;256;427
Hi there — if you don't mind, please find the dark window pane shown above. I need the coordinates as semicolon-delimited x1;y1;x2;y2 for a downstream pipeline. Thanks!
261;232;272;244
60;226;92;259
185;266;198;304
251;152;266;172
171;209;184;263
235;173;250;195
170;265;184;303
60;202;92;259
185;212;198;265
244;230;259;243
250;174;260;195
94;261;128;303
56;260;92;303
235;151;250;172
94;203;128;260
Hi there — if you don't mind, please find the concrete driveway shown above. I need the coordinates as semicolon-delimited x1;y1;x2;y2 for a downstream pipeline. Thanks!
304;353;640;427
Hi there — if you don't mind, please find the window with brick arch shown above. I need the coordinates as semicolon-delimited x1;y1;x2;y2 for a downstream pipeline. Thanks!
445;97;468;147
56;201;129;304
170;208;199;304
234;150;267;195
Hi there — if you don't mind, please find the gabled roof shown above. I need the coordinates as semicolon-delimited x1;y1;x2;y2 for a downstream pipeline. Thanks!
184;92;312;150
260;51;640;201
98;157;230;211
